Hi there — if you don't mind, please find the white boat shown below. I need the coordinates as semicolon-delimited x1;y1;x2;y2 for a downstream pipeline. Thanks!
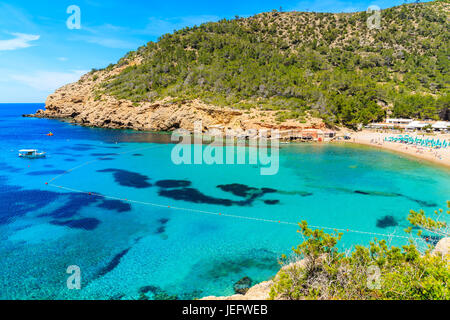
18;149;46;159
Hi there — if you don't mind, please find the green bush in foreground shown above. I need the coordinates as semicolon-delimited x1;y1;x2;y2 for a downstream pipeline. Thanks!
270;201;449;300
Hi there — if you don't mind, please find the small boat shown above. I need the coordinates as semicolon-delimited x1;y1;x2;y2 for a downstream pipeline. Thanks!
19;149;46;159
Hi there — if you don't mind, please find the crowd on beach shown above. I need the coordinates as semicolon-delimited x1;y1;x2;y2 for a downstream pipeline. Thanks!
370;136;448;160
349;131;450;166
369;134;449;160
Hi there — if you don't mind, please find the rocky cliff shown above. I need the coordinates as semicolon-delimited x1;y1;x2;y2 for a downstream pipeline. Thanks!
27;58;325;135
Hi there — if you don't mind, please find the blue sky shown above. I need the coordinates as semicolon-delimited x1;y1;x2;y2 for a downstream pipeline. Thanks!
0;0;423;102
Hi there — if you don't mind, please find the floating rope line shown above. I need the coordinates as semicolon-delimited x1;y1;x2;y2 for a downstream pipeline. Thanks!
46;143;424;242
46;183;421;241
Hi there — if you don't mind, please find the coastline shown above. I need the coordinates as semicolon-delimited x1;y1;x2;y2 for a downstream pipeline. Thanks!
25;106;450;170
23;102;450;170
345;131;450;170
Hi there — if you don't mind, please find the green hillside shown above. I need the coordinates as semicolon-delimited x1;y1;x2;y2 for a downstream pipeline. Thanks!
92;0;449;128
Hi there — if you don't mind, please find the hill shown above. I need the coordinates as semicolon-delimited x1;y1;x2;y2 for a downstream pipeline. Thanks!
34;1;449;131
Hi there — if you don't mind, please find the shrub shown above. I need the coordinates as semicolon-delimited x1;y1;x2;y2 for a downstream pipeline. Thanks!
270;202;449;300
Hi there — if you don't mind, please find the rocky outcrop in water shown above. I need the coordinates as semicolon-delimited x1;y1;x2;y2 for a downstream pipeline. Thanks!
233;277;253;295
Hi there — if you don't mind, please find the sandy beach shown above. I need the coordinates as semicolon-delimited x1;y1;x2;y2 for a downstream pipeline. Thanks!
347;131;450;169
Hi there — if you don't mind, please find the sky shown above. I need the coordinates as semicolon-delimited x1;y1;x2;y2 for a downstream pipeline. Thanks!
0;0;427;103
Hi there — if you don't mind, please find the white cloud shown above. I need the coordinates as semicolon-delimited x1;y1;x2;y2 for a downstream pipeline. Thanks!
57;57;69;61
0;33;40;51
11;70;87;92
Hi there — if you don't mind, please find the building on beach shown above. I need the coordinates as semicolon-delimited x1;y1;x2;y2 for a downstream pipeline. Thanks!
406;121;428;131
366;118;413;129
366;122;396;129
366;118;449;133
386;118;414;125
432;121;450;133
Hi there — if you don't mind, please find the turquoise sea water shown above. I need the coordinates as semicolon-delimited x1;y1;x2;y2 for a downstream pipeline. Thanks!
0;103;449;300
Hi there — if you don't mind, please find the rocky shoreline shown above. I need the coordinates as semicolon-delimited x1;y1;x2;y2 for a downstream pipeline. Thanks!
24;61;327;138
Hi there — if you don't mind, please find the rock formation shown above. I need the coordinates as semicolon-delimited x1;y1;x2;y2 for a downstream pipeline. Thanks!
26;60;326;135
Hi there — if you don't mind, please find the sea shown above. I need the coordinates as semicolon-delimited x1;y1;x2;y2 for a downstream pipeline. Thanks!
0;103;449;300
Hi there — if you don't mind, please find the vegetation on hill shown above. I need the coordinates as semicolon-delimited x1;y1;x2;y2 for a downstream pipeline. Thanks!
269;201;449;300
93;1;449;128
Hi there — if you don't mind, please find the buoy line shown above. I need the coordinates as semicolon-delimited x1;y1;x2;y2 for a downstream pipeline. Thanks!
46;183;421;241
46;143;425;242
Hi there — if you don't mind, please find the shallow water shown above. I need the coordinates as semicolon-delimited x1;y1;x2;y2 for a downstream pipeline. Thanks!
0;104;449;300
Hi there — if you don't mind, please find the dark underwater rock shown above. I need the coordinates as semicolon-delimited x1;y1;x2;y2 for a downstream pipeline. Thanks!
159;218;169;225
376;215;399;228
217;184;259;197
264;200;280;205
97;168;152;188
261;188;277;194
158;188;234;206
98;199;132;212
234;276;253;295
156;180;192;188
91;153;118;157
50;217;100;230
139;285;159;294
138;285;178;300
155;226;166;234
98;247;131;277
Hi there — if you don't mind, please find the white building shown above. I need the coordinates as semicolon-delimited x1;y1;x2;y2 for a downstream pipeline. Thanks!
432;121;450;132
406;121;428;131
386;118;414;125
366;123;395;129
